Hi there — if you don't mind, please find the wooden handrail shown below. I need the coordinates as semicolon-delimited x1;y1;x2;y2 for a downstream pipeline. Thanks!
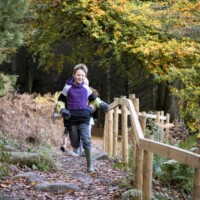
104;95;200;199
106;97;200;168
140;138;200;169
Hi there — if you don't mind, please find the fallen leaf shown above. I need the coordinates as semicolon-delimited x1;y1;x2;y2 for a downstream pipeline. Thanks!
0;183;10;188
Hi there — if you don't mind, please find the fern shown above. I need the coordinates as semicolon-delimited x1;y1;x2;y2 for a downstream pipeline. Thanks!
153;157;194;194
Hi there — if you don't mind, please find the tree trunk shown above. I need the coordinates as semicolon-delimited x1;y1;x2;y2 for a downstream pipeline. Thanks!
11;57;17;74
26;49;35;94
156;80;181;121
164;80;181;121
156;82;166;110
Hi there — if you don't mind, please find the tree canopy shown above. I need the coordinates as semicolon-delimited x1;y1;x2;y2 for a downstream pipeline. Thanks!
0;0;197;130
27;0;199;130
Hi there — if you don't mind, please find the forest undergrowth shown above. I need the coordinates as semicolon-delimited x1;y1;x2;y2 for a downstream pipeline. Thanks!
0;92;63;147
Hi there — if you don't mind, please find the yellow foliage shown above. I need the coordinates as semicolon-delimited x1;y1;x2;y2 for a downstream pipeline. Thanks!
35;92;60;105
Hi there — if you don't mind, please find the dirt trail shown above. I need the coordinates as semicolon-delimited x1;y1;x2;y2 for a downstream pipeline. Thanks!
0;137;128;200
51;136;127;199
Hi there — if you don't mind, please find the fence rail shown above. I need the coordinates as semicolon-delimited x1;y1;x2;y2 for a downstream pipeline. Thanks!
103;94;200;200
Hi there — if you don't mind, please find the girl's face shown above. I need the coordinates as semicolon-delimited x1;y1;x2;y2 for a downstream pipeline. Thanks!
73;69;86;85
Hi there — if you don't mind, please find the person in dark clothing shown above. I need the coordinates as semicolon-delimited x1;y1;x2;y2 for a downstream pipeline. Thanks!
56;63;108;172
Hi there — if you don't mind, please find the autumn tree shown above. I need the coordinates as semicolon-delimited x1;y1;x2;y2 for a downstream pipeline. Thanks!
28;0;200;130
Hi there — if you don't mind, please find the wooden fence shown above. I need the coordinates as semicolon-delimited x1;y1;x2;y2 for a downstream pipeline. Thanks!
103;94;200;200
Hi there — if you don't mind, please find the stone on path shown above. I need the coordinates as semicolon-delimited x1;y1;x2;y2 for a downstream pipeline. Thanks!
14;172;45;184
94;152;110;160
36;182;80;193
72;171;92;184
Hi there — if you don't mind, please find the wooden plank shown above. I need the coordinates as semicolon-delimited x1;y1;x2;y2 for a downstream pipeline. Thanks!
121;98;128;163
113;105;119;157
143;149;153;200
140;138;200;168
145;113;166;120
103;112;109;151
134;146;144;200
135;112;147;200
108;110;113;156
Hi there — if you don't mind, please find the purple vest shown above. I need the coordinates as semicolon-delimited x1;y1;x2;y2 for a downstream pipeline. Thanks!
62;78;92;110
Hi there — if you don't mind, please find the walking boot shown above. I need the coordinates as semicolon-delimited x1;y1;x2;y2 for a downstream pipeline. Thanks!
73;148;79;155
85;149;94;172
60;146;65;152
79;141;84;156
60;135;68;152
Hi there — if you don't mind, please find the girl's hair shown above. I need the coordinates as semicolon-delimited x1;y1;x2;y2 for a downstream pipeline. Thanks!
91;87;99;96
84;78;89;86
83;77;99;96
73;63;88;76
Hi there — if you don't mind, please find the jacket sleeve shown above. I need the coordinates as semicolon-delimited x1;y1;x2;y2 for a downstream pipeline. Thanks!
55;93;66;113
88;93;104;108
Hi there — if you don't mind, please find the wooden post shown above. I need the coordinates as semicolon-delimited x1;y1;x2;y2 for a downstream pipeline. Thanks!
165;113;170;143
143;113;153;200
129;94;137;170
160;111;164;141
143;137;153;200
132;98;140;116
160;111;164;121
134;145;143;200
155;111;161;141
166;114;170;124
121;96;128;163
129;94;135;99
107;110;113;156
193;135;200;200
155;111;160;123
103;112;109;152
139;112;147;132
113;98;119;158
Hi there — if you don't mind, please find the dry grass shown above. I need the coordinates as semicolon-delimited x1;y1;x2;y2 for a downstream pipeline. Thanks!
0;92;64;147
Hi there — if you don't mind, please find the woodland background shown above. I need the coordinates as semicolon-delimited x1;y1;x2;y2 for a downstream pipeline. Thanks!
0;1;199;199
0;0;199;131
